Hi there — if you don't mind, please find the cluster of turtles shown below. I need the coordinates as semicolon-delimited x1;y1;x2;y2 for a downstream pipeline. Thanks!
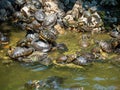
0;0;120;66
2;0;98;65
0;0;106;32
0;0;120;90
7;29;68;65
55;27;120;66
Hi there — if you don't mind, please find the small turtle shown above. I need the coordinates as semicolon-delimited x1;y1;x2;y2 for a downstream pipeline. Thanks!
56;55;68;64
71;0;82;20
79;34;90;48
56;54;76;64
42;13;57;28
26;31;39;42
7;47;34;60
111;39;120;48
0;32;9;45
49;27;59;36
13;11;24;22
80;40;90;48
81;53;95;61
24;80;41;89
99;40;113;53
39;29;57;42
73;56;90;66
110;29;120;39
39;57;52;66
31;40;52;52
16;38;29;47
34;9;45;22
111;39;120;54
66;54;77;63
17;31;39;47
32;20;41;29
91;46;102;59
22;51;52;65
56;43;68;52
25;18;41;30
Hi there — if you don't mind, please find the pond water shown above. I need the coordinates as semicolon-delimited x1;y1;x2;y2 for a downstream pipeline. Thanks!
0;24;120;90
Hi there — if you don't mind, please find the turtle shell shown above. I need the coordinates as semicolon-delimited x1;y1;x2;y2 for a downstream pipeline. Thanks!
34;9;45;22
42;13;57;28
39;29;57;42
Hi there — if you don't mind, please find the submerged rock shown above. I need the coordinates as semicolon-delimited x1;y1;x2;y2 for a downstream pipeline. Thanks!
24;76;64;89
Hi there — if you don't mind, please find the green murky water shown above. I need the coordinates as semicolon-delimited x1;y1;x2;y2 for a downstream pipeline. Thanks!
0;24;120;90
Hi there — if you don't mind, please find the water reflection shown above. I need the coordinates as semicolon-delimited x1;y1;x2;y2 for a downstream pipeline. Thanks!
93;77;106;81
0;59;120;90
93;84;116;90
21;63;51;72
